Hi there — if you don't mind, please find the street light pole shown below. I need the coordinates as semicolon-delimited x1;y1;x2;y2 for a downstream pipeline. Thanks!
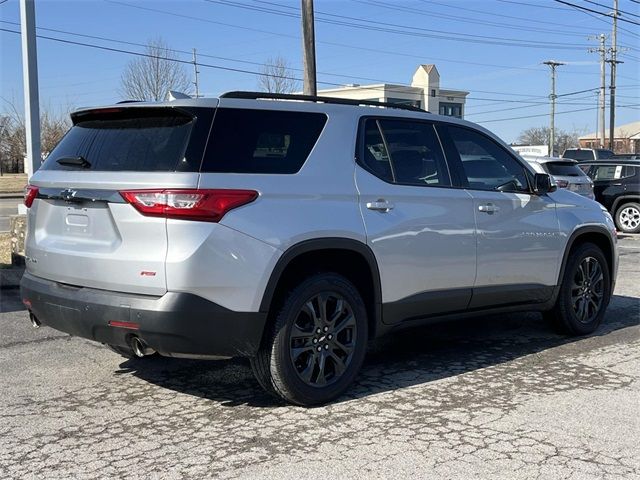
543;60;564;156
19;0;41;179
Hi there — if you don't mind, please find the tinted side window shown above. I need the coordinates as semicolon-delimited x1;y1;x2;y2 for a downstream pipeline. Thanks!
592;164;637;180
447;125;529;192
201;108;327;174
378;120;450;187
360;119;394;182
359;118;450;187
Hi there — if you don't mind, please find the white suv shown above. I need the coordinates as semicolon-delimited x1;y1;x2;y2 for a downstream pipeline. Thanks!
21;92;618;405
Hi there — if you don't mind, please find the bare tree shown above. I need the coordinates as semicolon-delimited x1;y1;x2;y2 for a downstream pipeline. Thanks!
0;99;71;173
120;38;193;101
258;56;299;94
518;126;580;155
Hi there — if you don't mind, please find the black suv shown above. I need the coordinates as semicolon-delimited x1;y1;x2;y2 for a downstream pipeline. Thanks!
580;159;640;233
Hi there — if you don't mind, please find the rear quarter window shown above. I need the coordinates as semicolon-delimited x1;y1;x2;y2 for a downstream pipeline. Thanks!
201;108;327;174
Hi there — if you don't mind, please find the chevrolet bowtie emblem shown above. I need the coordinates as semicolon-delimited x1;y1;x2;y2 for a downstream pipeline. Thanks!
61;189;77;201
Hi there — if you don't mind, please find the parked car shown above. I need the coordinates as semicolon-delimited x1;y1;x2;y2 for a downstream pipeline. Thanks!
579;159;640;233
612;154;640;160
521;155;594;199
21;92;618;406
562;148;614;162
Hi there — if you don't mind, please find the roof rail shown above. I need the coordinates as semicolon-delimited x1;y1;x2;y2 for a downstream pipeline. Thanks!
220;91;428;113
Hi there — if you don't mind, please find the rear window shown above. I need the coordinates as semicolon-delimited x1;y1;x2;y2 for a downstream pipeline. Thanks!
42;108;206;172
596;149;614;159
201;108;327;174
563;149;593;161
544;162;585;176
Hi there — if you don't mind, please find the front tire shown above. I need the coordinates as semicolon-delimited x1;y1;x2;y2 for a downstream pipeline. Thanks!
615;202;640;234
545;242;611;336
251;273;368;406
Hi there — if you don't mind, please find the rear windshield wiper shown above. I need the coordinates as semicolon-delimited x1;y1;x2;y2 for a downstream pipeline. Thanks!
56;155;91;168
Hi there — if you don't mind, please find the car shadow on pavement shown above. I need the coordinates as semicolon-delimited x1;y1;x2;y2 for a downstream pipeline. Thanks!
119;293;639;408
0;288;26;314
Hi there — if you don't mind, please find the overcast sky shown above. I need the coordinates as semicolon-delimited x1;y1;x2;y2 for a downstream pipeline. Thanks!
1;0;638;142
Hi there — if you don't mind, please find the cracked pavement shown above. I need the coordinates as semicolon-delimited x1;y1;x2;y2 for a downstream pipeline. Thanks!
1;235;639;479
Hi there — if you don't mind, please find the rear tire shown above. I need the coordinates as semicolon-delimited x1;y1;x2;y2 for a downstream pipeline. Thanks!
615;202;640;234
545;242;611;336
250;273;368;406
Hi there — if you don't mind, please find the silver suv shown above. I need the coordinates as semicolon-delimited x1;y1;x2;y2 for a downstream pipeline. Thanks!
21;92;618;406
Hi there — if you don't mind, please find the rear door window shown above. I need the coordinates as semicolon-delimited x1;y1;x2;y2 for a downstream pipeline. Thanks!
201;108;327;174
42;107;211;172
358;118;450;187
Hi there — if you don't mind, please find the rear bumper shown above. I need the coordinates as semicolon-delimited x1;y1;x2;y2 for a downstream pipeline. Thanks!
20;272;267;358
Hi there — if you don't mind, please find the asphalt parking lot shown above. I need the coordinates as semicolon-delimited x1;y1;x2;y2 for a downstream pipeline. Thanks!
0;236;638;480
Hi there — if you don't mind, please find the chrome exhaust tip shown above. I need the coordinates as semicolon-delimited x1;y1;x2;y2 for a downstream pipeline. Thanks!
29;312;41;329
130;337;155;357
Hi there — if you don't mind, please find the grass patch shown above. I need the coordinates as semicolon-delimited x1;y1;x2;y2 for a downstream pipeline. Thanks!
0;174;27;194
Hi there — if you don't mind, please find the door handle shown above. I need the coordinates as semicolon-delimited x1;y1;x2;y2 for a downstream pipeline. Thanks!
478;203;500;214
366;199;394;212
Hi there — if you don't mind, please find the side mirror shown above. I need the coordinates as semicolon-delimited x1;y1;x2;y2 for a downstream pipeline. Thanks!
534;173;557;194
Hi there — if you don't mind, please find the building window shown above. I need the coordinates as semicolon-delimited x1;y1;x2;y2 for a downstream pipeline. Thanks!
439;102;463;119
386;97;422;108
431;89;436;97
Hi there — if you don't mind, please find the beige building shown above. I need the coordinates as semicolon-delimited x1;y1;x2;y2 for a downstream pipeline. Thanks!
579;120;640;153
317;64;469;118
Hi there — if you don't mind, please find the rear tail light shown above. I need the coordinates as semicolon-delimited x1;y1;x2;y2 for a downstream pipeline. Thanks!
120;189;258;222
555;180;569;189
24;185;39;208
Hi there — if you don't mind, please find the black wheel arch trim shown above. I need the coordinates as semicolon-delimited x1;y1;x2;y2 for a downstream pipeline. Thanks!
258;237;383;326
557;225;616;291
611;195;640;214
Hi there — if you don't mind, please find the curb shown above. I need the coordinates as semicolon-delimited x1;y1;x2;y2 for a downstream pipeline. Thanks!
0;268;24;289
0;193;23;199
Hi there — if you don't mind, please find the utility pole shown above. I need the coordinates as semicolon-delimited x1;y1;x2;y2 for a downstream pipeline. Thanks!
19;0;41;178
301;0;317;96
607;0;619;151
543;60;564;156
192;48;200;98
589;34;607;148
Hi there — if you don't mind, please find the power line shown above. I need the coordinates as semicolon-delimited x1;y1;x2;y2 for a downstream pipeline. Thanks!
1;25;574;103
560;0;640;39
423;0;597;31
0;19;569;101
580;0;640;18
552;0;640;25
104;1;553;73
479;106;597;123
107;0;610;77
208;0;592;50
358;0;597;38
